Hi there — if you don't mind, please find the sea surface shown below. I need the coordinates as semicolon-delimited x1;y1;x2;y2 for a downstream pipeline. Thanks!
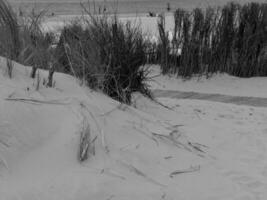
9;0;267;15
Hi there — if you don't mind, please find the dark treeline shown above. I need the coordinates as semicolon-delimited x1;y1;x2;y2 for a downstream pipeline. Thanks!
157;2;267;78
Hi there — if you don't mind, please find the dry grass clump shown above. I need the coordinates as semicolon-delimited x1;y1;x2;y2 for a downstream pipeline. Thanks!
6;57;13;78
158;2;267;78
79;120;91;162
55;21;102;87
158;14;170;74
55;11;151;104
79;117;98;162
0;0;55;78
19;9;55;75
0;0;20;60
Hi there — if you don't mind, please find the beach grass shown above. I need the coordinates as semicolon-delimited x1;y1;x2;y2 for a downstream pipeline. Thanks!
157;2;267;78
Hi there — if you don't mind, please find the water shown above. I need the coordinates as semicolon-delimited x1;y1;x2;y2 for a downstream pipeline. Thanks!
10;0;267;15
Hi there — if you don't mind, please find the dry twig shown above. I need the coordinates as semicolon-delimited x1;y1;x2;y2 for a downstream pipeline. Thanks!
170;165;200;177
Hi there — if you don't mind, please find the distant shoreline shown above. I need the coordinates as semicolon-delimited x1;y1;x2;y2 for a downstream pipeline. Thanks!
10;0;267;17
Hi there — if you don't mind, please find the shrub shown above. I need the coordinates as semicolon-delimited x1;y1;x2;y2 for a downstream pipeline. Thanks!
55;12;150;104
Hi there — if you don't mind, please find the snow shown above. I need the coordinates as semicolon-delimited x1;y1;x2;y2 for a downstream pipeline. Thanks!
1;59;267;199
149;65;267;98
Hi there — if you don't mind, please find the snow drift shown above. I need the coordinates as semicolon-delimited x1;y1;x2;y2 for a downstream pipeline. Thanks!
1;58;267;200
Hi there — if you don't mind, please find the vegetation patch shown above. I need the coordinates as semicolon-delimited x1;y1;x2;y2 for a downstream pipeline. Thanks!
0;0;151;104
157;2;267;78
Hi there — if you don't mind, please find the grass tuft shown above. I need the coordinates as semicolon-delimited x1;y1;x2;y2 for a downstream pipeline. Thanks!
55;8;151;104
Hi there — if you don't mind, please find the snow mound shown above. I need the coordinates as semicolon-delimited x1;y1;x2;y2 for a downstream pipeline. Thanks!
0;57;204;199
1;58;266;199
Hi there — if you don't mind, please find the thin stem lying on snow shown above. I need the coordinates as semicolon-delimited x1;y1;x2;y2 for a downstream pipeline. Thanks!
5;97;71;105
169;165;200;178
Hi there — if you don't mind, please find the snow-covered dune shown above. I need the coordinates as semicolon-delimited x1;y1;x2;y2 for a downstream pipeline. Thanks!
1;59;267;199
149;65;267;98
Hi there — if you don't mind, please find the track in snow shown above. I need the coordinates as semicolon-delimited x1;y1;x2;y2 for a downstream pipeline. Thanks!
153;89;267;107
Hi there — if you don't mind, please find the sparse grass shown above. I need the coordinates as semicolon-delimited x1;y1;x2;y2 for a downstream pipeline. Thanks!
18;8;55;71
79;119;91;162
0;0;55;74
47;61;55;87
158;2;267;78
0;0;20;60
79;116;98;162
6;57;13;78
158;14;170;74
55;8;151;104
35;70;40;90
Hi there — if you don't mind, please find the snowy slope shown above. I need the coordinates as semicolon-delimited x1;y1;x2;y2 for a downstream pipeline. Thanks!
1;59;267;199
149;65;267;98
